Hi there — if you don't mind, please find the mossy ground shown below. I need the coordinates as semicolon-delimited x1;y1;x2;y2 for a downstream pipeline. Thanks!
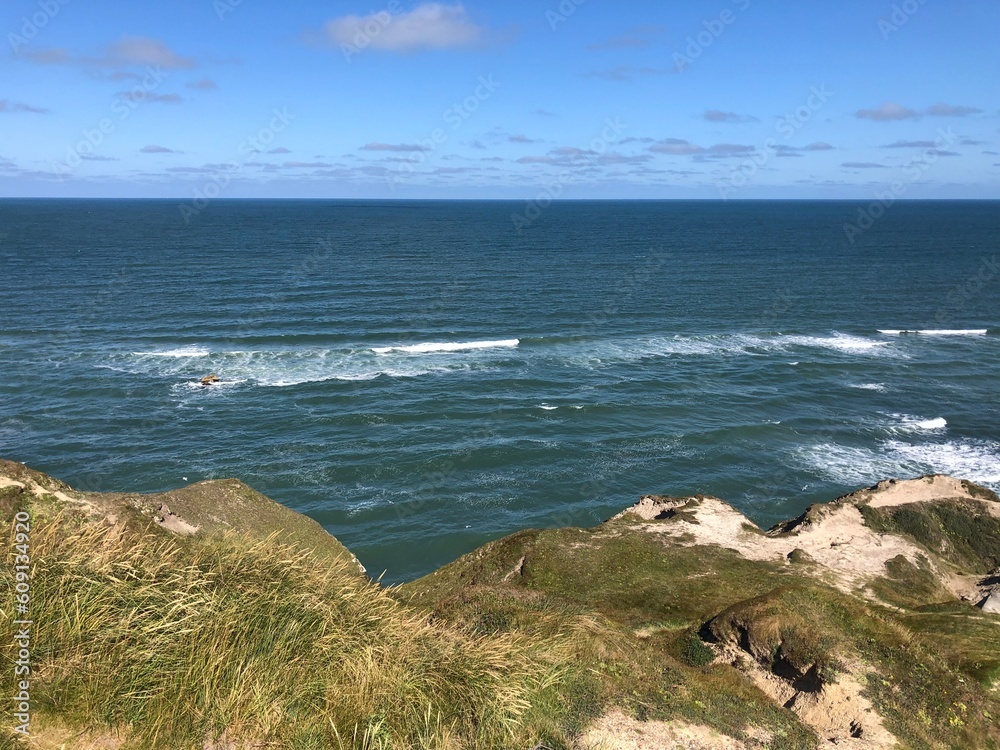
859;499;1000;573
3;466;1000;749
403;514;1000;749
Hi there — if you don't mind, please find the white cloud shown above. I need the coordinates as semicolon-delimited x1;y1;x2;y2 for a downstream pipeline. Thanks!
0;100;49;114
325;4;482;52
703;110;758;123
186;78;218;91
18;37;197;71
926;103;982;117
103;36;196;69
360;142;431;152
649;138;704;155
855;102;919;121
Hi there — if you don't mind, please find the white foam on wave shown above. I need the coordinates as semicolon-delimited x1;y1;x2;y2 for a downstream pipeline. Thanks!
538;404;558;411
781;333;892;355
879;329;987;336
797;438;1000;489
588;332;898;361
851;383;887;392
563;334;772;365
372;339;520;355
116;347;487;388
139;346;211;358
889;414;947;433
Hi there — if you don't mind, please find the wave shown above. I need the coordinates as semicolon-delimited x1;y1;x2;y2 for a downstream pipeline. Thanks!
372;339;520;355
114;347;496;388
576;332;895;361
878;329;988;336
888;414;947;433
851;383;887;392
780;333;891;355
137;346;211;358
797;438;1000;490
110;329;908;387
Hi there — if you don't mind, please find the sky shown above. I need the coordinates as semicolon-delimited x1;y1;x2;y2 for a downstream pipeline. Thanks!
1;0;998;199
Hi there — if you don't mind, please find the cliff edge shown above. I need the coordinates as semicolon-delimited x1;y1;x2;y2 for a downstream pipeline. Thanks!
2;461;998;750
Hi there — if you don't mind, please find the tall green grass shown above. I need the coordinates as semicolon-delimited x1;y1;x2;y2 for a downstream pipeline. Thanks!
1;510;563;749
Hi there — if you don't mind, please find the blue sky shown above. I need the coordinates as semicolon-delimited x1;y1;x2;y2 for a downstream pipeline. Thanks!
1;0;998;198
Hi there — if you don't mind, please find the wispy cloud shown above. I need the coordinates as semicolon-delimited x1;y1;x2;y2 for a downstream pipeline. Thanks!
140;145;180;154
586;34;650;52
324;4;482;52
855;102;919;121
586;25;665;52
581;65;666;82
648;139;755;159
515;145;652;169
926;102;982;117
119;92;182;105
508;134;542;144
773;142;834;157
186;78;218;91
649;138;704;155
101;36;197;69
881;140;937;148
268;147;292;154
842;161;888;168
856;101;982;121
17;48;71;64
0;100;49;114
360;142;431;152
19;36;197;71
703;109;758;124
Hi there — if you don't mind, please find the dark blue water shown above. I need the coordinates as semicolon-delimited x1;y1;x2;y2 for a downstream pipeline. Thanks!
1;200;998;580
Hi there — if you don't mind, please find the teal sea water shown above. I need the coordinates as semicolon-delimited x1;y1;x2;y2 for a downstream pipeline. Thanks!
1;199;998;581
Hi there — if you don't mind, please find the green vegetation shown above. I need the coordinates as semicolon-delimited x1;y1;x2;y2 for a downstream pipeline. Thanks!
2;464;1000;749
1;499;559;749
859;499;1000;573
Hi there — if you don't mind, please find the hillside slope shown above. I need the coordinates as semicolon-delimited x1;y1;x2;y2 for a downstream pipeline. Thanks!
2;461;998;749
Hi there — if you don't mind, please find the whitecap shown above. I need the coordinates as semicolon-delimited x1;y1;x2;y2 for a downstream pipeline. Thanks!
851;383;887;392
372;339;519;355
796;438;1000;489
878;329;987;336
138;346;210;358
781;333;891;355
886;414;948;433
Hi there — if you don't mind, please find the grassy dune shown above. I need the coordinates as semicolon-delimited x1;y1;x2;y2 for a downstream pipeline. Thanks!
2;466;999;749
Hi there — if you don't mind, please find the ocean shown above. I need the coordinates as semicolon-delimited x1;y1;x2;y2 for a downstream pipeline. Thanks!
1;199;998;581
